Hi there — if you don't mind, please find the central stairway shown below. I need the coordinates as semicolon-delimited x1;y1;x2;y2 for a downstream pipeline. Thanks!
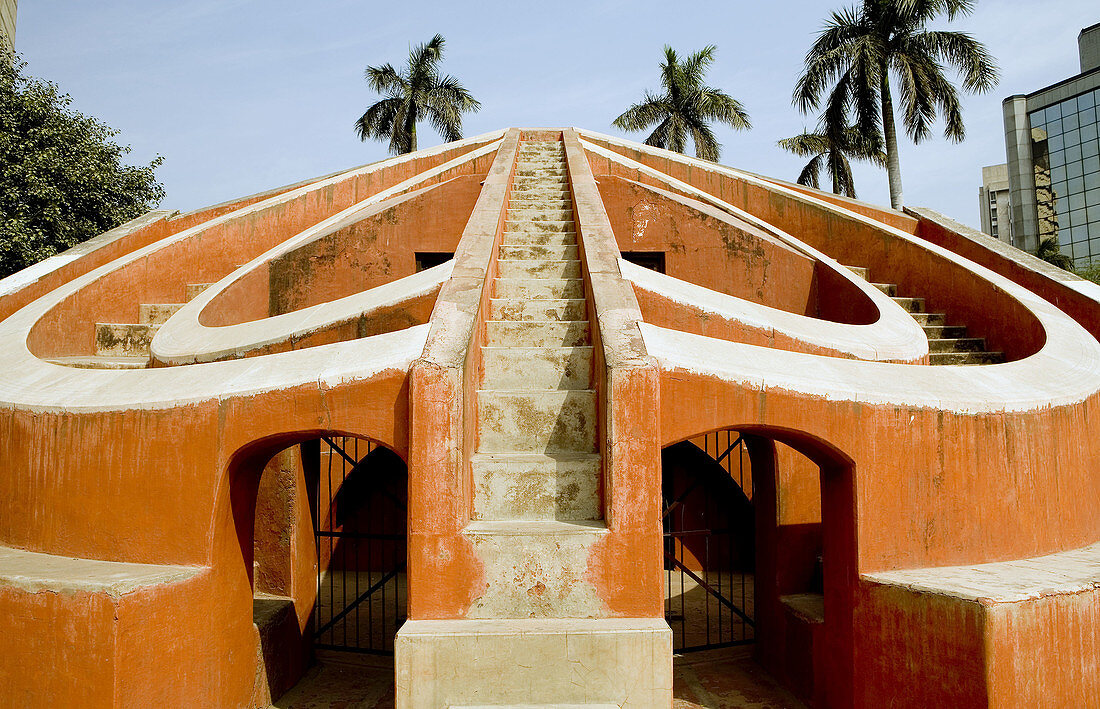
466;138;606;618
396;136;672;708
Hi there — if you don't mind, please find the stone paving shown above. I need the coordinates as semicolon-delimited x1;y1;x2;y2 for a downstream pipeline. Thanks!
271;646;805;709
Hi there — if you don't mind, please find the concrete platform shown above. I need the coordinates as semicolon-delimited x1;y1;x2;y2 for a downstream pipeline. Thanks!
395;618;671;708
271;646;805;709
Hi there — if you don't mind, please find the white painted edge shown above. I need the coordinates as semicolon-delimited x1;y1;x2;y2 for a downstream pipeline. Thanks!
149;140;504;364
579;129;1100;412
641;320;1097;413
0;136;504;412
620;259;925;363
862;540;1100;603
0;544;205;599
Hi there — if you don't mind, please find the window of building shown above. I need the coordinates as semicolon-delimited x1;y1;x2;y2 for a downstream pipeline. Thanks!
1030;89;1100;266
414;252;453;272
621;251;666;273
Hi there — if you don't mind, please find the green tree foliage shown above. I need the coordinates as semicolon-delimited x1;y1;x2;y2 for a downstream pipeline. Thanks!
778;123;886;197
613;45;751;162
1035;237;1074;271
794;0;998;209
0;52;164;279
355;34;481;155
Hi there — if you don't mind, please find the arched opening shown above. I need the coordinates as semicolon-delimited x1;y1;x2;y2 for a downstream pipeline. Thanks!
235;433;408;706
666;428;856;709
311;435;407;655
663;434;756;652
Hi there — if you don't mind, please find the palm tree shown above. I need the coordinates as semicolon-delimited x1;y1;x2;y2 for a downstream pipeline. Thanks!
613;45;750;162
1035;237;1073;271
794;0;998;209
778;123;886;197
356;34;480;155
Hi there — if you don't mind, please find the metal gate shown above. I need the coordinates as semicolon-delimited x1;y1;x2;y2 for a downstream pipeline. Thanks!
663;432;755;652
312;435;406;654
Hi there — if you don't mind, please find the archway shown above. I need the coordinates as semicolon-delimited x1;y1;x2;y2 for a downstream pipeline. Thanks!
664;427;856;709
231;432;408;706
310;435;407;655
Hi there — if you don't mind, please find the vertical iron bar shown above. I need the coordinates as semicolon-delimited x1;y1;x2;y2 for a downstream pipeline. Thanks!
354;438;360;650
704;481;711;647
326;440;334;645
314;442;321;643
367;442;374;650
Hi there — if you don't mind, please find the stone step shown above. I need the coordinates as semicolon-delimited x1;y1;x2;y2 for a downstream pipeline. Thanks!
490;298;587;322
186;283;213;301
497;259;582;280
482;346;593;391
477;390;597;454
139;303;184;325
513;177;568;187
464;519;607;536
892;296;925;313
509;191;571;200
505;220;576;233
454;705;618;709
844;265;869;280
508;207;575;221
499;244;579;261
515;168;567;176
508;197;572;208
873;283;897;297
95;323;160;357
45;355;149;370
494;278;584;300
921;324;968;339
911;312;947;326
510;185;569;194
484;320;590;347
928;337;987;353
501;231;577;246
929;351;1005;366
471;452;601;521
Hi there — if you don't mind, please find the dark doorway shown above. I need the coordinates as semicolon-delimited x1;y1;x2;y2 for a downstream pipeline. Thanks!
662;433;755;652
622;250;666;273
312;436;407;654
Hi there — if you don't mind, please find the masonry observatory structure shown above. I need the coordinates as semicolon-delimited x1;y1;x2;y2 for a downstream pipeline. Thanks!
1;128;1098;708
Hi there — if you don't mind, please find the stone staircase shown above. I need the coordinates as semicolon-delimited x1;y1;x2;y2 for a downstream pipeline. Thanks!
845;265;1004;365
466;139;606;619
46;282;210;369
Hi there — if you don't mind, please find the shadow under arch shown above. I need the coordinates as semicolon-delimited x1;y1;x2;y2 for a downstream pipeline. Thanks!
223;430;409;705
664;424;857;709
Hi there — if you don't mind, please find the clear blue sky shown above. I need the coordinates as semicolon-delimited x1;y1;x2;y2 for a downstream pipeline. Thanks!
12;0;1099;228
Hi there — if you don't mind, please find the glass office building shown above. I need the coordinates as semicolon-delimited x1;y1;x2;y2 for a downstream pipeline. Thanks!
1002;23;1100;265
1028;89;1100;264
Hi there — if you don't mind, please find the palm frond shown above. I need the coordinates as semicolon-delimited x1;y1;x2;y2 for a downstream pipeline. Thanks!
355;96;403;143
613;94;668;132
797;154;824;189
365;63;406;95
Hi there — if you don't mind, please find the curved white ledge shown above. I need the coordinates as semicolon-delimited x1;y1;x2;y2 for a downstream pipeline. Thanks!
621;259;927;362
642;315;1100;414
581;139;929;355
0;135;506;413
148;140;500;364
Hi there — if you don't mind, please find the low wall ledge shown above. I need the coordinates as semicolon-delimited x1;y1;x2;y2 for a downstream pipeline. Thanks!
0;545;206;599
862;540;1100;604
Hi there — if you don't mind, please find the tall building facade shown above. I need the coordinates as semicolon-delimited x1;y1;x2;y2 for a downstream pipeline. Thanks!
1003;22;1100;266
0;0;16;52
978;163;1012;242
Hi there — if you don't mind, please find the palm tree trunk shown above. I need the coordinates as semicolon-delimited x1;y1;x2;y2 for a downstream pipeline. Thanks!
880;69;904;209
410;124;417;153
